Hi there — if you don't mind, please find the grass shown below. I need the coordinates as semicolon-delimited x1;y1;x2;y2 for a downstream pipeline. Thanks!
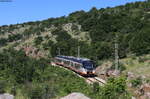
121;54;150;78
96;54;150;80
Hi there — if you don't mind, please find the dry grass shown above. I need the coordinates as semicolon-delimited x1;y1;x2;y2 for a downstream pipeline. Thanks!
121;54;150;78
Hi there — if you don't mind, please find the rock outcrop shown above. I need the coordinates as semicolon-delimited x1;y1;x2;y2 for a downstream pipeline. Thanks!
61;92;90;99
0;93;14;99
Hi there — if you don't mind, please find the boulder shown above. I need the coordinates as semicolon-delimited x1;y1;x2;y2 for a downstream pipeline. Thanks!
140;83;150;93
61;92;90;99
0;93;14;99
138;83;150;99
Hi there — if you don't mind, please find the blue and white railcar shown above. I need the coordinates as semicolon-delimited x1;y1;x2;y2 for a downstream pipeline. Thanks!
51;55;95;76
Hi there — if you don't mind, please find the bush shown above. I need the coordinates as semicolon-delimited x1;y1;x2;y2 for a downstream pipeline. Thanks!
8;34;22;42
0;80;6;94
111;62;126;71
131;77;142;87
10;85;16;96
138;56;149;63
93;82;100;93
34;36;43;45
42;40;54;50
0;38;7;47
27;83;57;99
29;86;44;99
99;77;131;99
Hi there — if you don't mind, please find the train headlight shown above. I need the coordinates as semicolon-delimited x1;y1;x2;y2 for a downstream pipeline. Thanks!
82;68;87;74
92;70;96;74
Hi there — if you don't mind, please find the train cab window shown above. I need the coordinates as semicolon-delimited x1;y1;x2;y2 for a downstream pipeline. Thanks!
83;61;94;70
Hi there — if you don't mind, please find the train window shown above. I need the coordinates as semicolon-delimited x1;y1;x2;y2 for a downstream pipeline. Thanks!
70;61;73;66
56;58;62;63
75;63;81;69
64;60;69;65
52;58;55;62
62;59;66;62
55;58;58;62
72;62;76;67
63;60;67;64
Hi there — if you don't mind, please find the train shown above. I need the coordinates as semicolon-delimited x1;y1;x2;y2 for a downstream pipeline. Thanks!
51;55;96;76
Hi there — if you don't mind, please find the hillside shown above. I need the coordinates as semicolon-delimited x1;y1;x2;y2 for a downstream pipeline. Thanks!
0;1;150;60
0;49;131;99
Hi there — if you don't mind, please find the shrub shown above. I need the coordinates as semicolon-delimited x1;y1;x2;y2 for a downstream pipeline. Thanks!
111;62;126;71
29;86;44;99
34;36;43;45
0;80;6;94
10;85;16;96
100;77;131;99
0;38;7;47
138;56;149;63
131;77;142;87
93;82;100;93
26;83;57;99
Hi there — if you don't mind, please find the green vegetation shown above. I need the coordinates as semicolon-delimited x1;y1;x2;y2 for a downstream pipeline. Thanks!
100;77;131;99
121;54;150;77
0;1;150;99
0;49;89;98
131;77;142;87
0;49;131;99
90;77;131;99
0;80;6;94
0;38;7;47
34;36;44;45
111;62;126;71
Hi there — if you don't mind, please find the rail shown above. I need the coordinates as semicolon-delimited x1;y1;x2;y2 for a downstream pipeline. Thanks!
86;77;106;85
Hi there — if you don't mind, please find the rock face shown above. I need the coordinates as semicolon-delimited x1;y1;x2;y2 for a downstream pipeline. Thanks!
95;61;112;76
61;92;90;99
0;93;14;99
23;45;45;58
139;83;150;99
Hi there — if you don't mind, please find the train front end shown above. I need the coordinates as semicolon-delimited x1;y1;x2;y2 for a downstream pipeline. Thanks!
82;61;96;76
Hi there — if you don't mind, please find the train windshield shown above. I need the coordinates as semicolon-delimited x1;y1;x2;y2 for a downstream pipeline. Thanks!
83;61;94;70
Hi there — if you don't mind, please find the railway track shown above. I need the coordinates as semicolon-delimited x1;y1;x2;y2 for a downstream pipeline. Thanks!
86;77;106;85
52;63;106;85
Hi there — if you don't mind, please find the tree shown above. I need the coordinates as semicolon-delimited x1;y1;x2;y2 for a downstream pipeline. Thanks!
129;30;150;55
94;42;113;60
34;36;43;45
0;38;7;47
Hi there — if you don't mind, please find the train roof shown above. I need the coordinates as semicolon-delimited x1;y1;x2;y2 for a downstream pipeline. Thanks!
55;55;91;64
